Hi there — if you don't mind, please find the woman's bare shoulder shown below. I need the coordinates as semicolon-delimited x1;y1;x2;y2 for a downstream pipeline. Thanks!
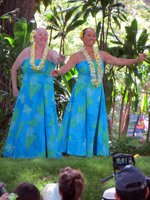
21;47;30;54
47;49;58;60
70;51;83;63
15;47;30;61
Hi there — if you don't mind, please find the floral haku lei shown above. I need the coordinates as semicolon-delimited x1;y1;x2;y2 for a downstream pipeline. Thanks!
30;42;49;71
82;47;103;87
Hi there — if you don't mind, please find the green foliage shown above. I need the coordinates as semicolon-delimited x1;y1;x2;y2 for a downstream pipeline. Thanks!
137;29;149;50
141;93;148;113
110;136;150;156
139;142;150;156
53;67;78;122
0;131;7;157
46;5;85;43
109;18;149;57
125;19;137;50
105;18;150;118
54;78;70;122
68;0;126;49
104;74;114;114
0;18;34;131
35;0;53;12
13;18;34;52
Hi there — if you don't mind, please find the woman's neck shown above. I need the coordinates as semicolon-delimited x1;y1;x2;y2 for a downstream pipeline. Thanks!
35;44;45;52
33;44;47;59
84;45;94;53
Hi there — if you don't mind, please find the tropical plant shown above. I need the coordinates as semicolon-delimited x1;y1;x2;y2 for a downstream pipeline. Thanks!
106;19;150;137
0;18;34;130
68;0;126;50
110;136;150;155
44;4;86;119
45;5;85;54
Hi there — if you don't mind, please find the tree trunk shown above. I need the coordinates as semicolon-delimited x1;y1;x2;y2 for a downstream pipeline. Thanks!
118;88;126;137
0;0;36;36
132;111;141;137
146;111;150;142
121;102;130;135
111;88;116;127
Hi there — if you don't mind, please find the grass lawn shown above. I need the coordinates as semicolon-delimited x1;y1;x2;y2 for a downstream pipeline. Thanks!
0;156;150;200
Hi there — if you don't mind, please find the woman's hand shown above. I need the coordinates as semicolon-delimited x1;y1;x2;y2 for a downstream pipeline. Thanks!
138;53;147;62
50;51;66;64
59;54;66;63
50;70;61;77
13;88;19;97
0;193;9;200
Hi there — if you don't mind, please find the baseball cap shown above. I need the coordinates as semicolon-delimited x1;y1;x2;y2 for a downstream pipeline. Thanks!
115;166;147;192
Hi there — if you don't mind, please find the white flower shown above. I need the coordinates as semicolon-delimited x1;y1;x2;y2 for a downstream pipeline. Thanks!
30;42;49;71
82;47;103;87
9;193;18;200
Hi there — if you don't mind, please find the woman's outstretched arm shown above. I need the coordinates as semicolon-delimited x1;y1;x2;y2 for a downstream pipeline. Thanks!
51;53;78;76
100;51;146;66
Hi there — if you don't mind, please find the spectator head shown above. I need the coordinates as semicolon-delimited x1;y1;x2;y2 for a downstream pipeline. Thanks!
147;177;150;200
14;182;41;200
0;182;7;196
115;166;149;200
58;167;84;200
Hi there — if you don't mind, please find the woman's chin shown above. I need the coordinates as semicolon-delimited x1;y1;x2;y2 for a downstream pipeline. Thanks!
38;42;47;47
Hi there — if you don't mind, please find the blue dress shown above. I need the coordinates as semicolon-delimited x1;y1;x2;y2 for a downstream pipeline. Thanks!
4;59;61;158
57;59;109;157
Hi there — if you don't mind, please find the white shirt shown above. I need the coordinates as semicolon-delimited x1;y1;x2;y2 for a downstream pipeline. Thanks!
42;183;61;200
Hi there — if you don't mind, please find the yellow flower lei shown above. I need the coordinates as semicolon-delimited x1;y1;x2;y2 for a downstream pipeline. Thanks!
30;42;49;71
30;29;49;71
30;30;35;43
82;47;103;87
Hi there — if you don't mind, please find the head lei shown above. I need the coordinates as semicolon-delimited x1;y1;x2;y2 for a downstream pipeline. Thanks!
80;28;94;39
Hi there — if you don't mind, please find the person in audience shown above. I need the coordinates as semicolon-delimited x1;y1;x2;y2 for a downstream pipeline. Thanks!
43;167;85;200
43;182;61;200
115;166;149;200
58;167;84;200
0;193;9;200
0;182;9;200
14;182;41;200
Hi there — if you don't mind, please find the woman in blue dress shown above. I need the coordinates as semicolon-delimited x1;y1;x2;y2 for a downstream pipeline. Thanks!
4;28;64;158
51;28;146;157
